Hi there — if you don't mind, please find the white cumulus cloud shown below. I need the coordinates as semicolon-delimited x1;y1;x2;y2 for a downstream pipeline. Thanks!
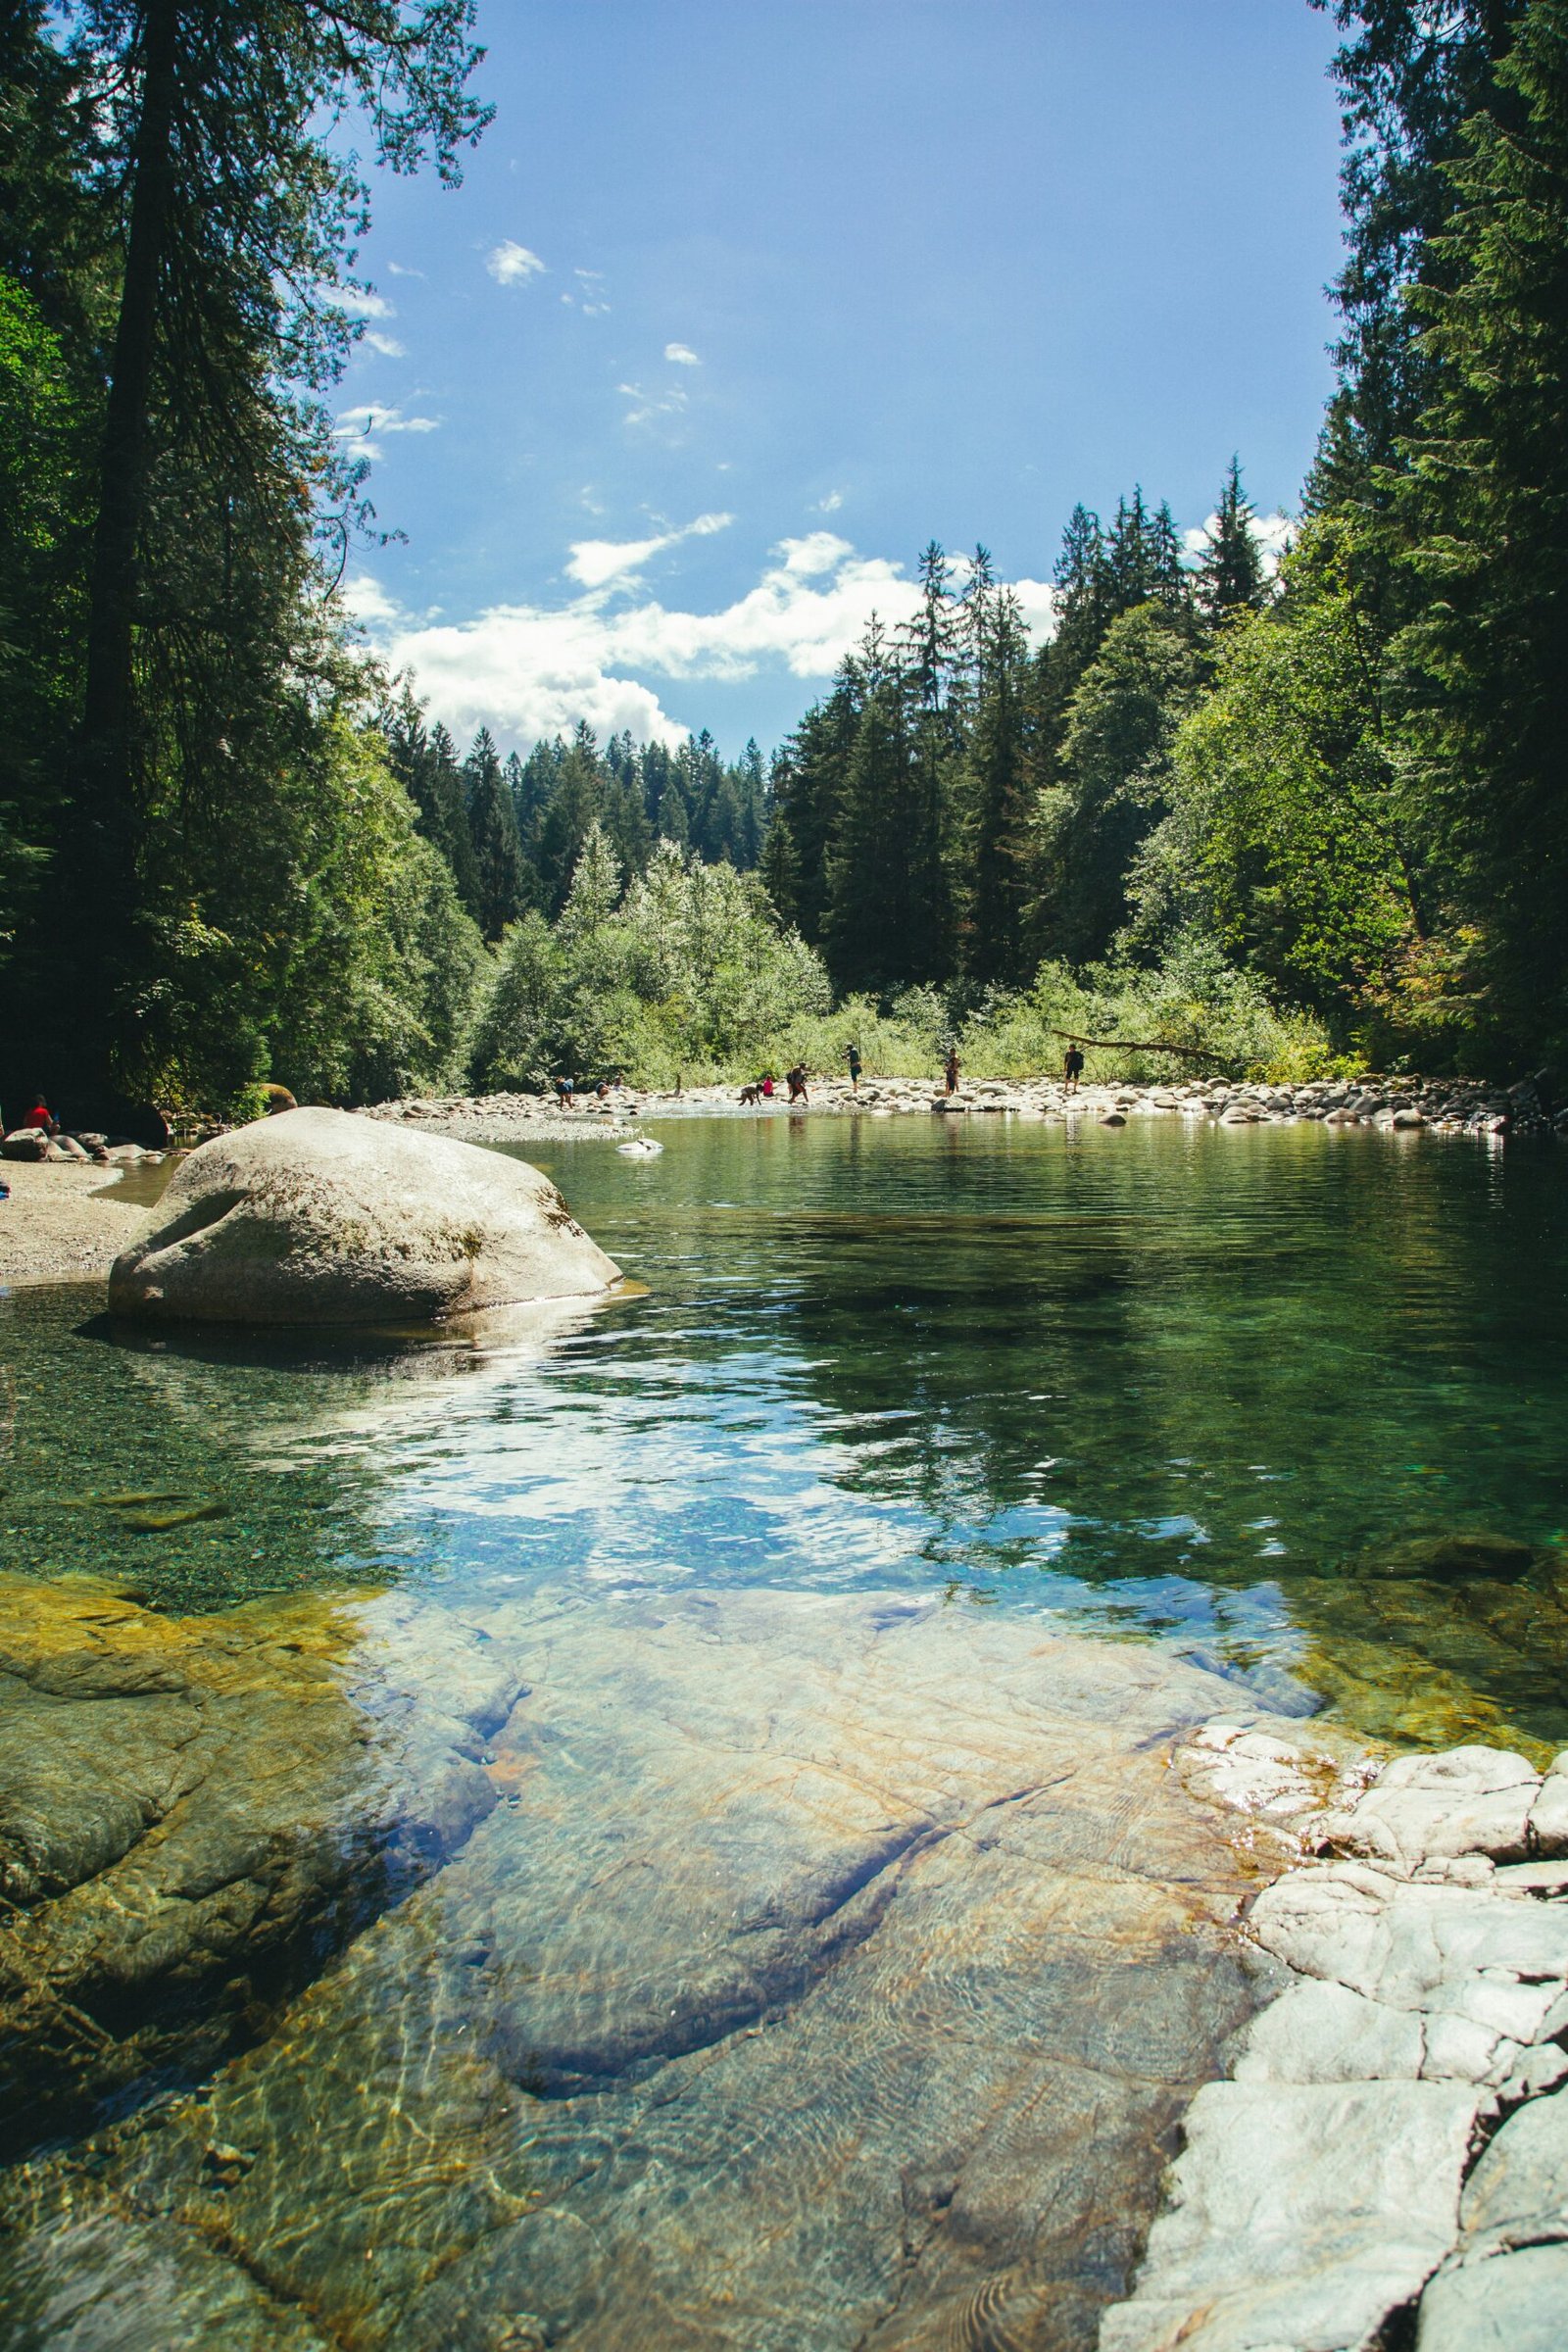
664;342;701;366
334;405;440;461
336;287;395;319
1012;578;1059;639
350;534;1058;753
363;331;407;359
565;511;734;589
487;240;547;285
343;572;401;626
566;534;671;589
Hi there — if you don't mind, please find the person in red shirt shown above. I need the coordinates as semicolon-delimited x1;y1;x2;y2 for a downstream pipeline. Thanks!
25;1095;59;1135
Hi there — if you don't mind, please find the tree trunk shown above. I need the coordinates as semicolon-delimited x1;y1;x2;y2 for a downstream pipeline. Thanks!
67;0;180;1083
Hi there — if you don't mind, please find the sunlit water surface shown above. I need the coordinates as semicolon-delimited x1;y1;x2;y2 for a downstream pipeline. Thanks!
3;1112;1565;1749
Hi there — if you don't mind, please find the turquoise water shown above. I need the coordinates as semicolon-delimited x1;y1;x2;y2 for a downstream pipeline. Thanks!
2;1112;1565;1747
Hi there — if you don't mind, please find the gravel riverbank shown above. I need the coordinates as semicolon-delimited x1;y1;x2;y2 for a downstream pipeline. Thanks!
0;1161;157;1288
362;1066;1564;1141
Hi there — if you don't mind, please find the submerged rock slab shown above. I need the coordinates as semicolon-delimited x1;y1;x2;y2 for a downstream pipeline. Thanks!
0;1589;1288;2352
108;1107;620;1324
0;1573;523;2149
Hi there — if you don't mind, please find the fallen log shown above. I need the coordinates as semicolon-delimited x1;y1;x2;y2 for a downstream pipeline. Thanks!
1049;1027;1222;1064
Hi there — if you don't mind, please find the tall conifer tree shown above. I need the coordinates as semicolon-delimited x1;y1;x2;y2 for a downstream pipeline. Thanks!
1197;458;1268;624
44;1;490;1090
962;590;1034;986
1395;0;1568;1046
466;726;528;940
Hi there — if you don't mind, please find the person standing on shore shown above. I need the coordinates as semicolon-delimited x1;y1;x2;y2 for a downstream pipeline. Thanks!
787;1062;809;1103
846;1044;862;1092
1063;1044;1085;1096
943;1047;960;1095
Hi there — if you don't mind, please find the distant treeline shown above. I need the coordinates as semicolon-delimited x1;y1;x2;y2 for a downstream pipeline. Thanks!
382;698;766;939
763;485;1252;1004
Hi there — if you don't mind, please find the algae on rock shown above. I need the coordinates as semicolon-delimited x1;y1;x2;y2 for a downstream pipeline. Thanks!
0;1573;521;2151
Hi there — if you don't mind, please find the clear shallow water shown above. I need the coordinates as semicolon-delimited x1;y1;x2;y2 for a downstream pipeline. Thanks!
2;1113;1566;1748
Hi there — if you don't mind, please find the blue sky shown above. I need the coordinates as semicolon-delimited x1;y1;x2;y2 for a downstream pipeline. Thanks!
340;0;1347;758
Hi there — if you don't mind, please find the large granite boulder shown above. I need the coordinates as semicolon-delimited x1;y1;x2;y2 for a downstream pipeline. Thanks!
108;1106;620;1324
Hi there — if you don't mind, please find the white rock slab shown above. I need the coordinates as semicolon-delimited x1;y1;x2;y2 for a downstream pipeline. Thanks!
1529;1754;1568;1856
1248;1862;1568;2042
1100;2079;1478;2352
1178;1723;1358;1831
1101;1724;1568;2352
1415;2243;1568;2350
1231;1979;1424;2084
1312;1746;1540;1875
1458;2084;1568;2256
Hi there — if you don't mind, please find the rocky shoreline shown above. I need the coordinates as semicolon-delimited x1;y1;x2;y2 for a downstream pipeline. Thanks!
1102;1725;1568;2351
363;1067;1565;1141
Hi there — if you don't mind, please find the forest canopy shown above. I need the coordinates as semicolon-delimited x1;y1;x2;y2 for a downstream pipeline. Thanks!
2;0;1566;1118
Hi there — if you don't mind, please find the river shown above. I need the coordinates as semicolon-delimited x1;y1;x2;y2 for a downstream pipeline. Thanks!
1;1112;1564;2348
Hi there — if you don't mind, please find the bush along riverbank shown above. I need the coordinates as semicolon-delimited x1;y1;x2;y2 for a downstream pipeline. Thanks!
359;1068;1565;1140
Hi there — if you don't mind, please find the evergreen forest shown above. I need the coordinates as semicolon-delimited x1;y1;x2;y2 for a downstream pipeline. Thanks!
4;1;1568;1117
